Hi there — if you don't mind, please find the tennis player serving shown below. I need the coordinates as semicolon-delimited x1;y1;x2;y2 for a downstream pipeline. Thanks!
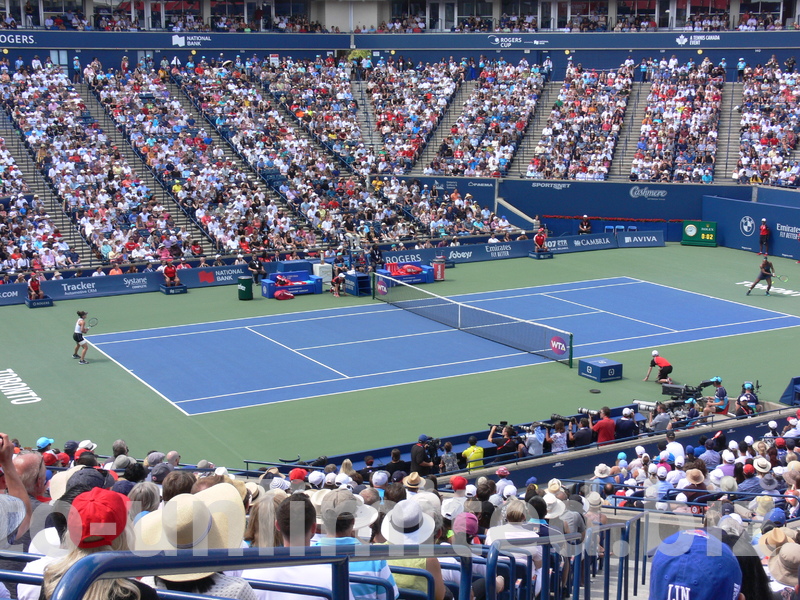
72;310;90;365
747;256;774;296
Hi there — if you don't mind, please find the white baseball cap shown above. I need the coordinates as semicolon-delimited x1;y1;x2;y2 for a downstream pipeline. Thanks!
652;350;659;356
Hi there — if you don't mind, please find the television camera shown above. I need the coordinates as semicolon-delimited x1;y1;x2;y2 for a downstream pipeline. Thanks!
660;379;715;401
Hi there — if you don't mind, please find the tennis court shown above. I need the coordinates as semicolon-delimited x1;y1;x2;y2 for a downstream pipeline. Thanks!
90;276;800;416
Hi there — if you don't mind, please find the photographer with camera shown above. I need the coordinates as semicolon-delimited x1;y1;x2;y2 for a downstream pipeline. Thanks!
488;423;518;461
648;402;673;432
411;435;434;476
589;407;615;445
570;418;593;448
615;407;638;440
518;423;546;458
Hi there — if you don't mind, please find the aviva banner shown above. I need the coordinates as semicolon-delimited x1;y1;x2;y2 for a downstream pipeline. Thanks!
616;231;665;248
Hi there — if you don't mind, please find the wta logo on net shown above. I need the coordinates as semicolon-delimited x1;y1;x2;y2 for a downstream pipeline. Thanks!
550;336;568;355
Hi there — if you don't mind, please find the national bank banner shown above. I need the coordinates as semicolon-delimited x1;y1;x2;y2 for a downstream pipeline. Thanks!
703;196;800;259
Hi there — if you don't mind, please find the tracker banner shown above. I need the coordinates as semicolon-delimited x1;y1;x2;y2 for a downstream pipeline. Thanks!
38;264;248;302
615;230;665;248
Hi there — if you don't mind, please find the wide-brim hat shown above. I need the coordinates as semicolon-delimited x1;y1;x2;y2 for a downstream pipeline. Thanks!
320;488;377;532
403;472;422;490
381;499;435;545
0;496;26;550
547;478;562;495
719;476;738;493
759;526;795;557
134;482;245;581
594;464;610;478
310;488;332;525
685;469;704;485
754;456;772;474
48;465;87;503
544;493;566;519
769;542;800;586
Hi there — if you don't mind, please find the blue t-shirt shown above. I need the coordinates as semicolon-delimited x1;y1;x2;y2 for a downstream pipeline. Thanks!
714;386;728;409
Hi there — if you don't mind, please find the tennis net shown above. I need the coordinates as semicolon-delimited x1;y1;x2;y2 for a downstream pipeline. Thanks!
373;273;573;367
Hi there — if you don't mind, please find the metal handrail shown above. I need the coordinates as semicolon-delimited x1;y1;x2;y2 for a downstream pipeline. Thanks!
51;545;473;600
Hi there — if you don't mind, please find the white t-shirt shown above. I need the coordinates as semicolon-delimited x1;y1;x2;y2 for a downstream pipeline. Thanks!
244;564;355;600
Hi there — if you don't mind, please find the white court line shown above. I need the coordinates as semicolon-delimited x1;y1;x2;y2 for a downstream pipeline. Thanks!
541;293;678;332
449;276;637;302
245;327;350;378
89;342;190;416
575;324;800;361
460;279;642;305
574;314;796;348
93;306;400;345
633;278;800;319
176;349;527;405
183;361;541;416
296;328;458;351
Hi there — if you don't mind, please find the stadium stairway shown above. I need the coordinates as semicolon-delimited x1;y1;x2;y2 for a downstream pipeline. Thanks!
164;79;287;214
715;81;742;182
77;83;211;249
409;79;480;176
505;79;560;177
0;119;97;264
350;80;384;150
605;81;649;183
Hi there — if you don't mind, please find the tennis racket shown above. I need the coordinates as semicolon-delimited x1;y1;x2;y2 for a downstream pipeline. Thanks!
775;275;789;283
87;317;99;328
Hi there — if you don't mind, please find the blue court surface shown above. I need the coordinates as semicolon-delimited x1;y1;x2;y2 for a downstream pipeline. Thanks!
91;277;800;415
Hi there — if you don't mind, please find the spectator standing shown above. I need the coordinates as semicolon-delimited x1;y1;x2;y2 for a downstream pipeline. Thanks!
590;408;615;445
462;436;484;471
410;435;433;476
758;218;770;255
615;408;638;440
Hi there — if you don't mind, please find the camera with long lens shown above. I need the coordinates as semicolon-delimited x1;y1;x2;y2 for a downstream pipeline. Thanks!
577;407;601;419
488;421;509;429
519;422;547;432
424;437;442;462
551;413;570;423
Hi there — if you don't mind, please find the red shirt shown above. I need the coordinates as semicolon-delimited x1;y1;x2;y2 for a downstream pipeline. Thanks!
592;417;616;445
164;265;177;279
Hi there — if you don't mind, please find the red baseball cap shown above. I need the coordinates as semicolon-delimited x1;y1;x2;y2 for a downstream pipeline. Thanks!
42;451;58;467
289;468;308;482
68;488;128;549
743;464;756;476
776;438;786;448
450;476;468;491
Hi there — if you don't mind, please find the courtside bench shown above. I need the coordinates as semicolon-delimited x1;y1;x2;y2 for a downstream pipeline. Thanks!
376;262;435;285
261;271;323;299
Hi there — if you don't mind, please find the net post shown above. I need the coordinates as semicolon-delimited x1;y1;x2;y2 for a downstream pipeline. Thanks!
568;333;574;368
371;272;376;300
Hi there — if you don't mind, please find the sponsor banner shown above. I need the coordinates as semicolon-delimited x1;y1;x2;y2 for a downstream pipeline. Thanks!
616;230;665;248
702;196;800;259
549;233;619;254
0;284;27;306
499;181;747;234
384;240;533;265
38;264;247;302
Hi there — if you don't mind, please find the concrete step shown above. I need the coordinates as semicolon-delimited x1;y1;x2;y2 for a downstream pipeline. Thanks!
411;79;479;175
77;83;208;246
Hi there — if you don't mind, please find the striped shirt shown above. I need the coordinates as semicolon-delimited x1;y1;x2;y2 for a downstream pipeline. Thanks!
314;537;398;600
